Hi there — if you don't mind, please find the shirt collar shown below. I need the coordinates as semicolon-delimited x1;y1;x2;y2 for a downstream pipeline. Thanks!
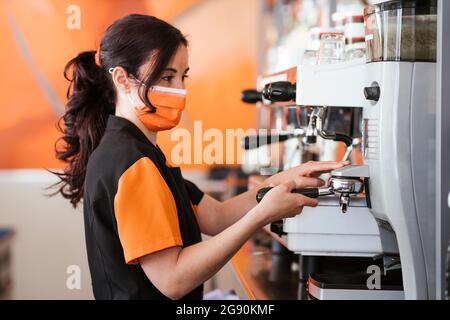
105;115;153;146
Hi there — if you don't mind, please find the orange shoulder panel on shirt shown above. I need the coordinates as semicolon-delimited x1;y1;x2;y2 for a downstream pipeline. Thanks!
114;157;183;265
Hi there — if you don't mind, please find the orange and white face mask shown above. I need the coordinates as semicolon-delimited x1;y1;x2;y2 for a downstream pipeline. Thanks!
128;86;187;132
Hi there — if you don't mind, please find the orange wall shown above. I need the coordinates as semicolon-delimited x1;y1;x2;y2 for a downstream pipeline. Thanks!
0;0;257;169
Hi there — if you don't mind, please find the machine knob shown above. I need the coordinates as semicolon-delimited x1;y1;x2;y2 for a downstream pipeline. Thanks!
364;85;380;102
262;81;296;102
241;89;263;104
305;135;317;144
270;220;287;237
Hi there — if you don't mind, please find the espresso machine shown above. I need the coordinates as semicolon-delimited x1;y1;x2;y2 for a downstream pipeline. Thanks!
249;0;442;299
241;70;311;176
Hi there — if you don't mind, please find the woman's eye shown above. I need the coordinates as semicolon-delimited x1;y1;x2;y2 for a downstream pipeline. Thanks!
162;76;173;82
182;74;189;81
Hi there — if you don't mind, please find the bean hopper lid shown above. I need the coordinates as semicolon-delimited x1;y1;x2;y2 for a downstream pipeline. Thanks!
365;0;437;15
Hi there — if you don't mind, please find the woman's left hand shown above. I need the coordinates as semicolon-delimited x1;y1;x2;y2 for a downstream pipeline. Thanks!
265;160;350;189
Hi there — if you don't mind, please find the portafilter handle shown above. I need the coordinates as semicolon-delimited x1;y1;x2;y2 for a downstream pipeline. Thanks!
241;133;292;150
256;186;333;203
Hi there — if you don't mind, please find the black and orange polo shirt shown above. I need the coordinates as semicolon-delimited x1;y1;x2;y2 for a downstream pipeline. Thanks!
83;115;204;300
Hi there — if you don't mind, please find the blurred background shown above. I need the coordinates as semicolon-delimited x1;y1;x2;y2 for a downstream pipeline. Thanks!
0;0;370;299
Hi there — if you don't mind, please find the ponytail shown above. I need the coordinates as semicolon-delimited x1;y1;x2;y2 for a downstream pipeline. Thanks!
51;50;115;207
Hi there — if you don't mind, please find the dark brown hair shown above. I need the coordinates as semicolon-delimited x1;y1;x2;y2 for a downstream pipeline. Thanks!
51;14;187;207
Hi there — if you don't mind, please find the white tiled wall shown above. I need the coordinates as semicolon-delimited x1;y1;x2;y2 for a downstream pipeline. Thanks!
0;170;93;299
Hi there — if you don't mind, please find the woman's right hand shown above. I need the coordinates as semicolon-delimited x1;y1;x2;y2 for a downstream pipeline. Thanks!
252;180;318;226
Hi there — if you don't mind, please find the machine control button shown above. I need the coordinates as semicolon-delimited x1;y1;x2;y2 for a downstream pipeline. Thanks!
447;192;450;208
364;85;381;102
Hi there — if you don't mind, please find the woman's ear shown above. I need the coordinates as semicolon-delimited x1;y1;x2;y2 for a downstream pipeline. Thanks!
111;66;131;93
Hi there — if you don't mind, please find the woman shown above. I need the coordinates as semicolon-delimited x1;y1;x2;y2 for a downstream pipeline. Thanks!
53;14;347;300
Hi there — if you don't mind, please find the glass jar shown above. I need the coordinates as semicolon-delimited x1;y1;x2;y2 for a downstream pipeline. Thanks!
364;0;437;62
318;32;346;65
346;42;366;60
344;14;366;60
302;49;318;65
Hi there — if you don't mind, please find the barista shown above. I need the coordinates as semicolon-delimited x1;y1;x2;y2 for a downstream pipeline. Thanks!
52;14;348;300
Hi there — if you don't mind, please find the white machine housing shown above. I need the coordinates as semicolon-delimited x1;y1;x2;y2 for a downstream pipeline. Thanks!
283;57;436;299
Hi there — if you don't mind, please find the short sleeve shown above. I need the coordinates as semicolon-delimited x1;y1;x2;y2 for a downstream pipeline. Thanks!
114;157;182;264
184;179;204;205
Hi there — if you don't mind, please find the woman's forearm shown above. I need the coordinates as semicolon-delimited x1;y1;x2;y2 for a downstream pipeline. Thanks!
213;182;267;232
141;180;315;299
169;207;264;298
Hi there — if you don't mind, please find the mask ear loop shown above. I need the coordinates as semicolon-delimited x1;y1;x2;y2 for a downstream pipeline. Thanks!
130;76;151;112
109;67;147;111
109;67;137;105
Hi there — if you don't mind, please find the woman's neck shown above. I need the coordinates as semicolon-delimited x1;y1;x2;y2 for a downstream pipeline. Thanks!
140;126;157;145
115;110;157;146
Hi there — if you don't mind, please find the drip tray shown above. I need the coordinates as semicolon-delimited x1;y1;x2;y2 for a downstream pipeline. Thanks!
307;270;404;300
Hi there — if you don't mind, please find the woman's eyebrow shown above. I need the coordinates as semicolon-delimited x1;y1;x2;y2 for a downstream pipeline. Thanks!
163;67;177;73
163;67;190;73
